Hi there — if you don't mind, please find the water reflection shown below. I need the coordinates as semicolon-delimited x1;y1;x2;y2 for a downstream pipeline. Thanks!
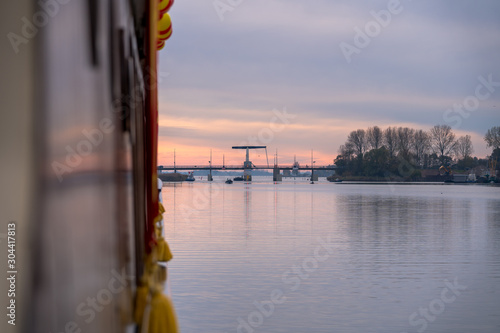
163;182;500;333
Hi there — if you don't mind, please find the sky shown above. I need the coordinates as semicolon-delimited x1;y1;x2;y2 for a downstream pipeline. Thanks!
157;0;500;167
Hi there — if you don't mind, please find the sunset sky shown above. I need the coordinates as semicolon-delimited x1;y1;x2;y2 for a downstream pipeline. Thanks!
157;0;500;167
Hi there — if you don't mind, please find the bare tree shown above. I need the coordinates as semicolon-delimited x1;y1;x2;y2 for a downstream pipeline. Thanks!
484;126;500;150
339;143;355;160
412;129;431;166
396;127;415;158
347;129;367;156
366;126;383;150
454;135;474;160
383;127;398;157
430;125;456;161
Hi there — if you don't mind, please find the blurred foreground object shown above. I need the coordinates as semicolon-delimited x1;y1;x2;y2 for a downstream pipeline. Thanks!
0;0;176;332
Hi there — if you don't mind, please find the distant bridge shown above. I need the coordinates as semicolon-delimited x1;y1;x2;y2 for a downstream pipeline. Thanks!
159;146;336;181
157;164;337;171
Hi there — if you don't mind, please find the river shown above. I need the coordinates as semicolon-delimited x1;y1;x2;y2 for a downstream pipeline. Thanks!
161;179;500;333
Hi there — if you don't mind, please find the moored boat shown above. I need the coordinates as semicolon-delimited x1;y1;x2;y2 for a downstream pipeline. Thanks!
186;172;195;181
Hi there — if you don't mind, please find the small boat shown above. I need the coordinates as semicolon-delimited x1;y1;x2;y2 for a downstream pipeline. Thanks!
233;176;244;181
185;172;195;182
225;178;233;184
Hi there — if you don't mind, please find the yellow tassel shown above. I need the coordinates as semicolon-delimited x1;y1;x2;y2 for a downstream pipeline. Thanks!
159;202;165;214
154;203;165;224
149;288;179;333
134;277;150;325
134;200;177;329
155;225;162;238
156;237;164;259
157;237;173;262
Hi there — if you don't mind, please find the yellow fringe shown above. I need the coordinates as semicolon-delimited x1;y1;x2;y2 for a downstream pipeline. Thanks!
134;277;150;325
157;237;173;262
134;192;176;331
148;287;179;333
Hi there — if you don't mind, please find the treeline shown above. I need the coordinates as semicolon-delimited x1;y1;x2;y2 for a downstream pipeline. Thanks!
335;125;500;178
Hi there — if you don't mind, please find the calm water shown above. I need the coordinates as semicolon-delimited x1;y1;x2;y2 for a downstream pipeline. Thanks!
162;179;500;333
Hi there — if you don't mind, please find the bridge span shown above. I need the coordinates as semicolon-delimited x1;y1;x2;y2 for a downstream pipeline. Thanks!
157;164;337;171
158;164;337;182
159;146;335;181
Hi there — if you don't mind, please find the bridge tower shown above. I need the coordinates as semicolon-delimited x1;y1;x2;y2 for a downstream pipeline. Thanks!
273;149;282;182
292;154;300;177
232;146;268;181
208;149;213;181
310;149;318;182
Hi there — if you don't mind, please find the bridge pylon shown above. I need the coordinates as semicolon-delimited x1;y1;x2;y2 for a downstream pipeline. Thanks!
232;146;268;181
273;149;282;181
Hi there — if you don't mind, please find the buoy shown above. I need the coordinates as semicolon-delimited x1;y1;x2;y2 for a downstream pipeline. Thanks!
158;13;172;41
157;39;165;50
159;0;174;17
